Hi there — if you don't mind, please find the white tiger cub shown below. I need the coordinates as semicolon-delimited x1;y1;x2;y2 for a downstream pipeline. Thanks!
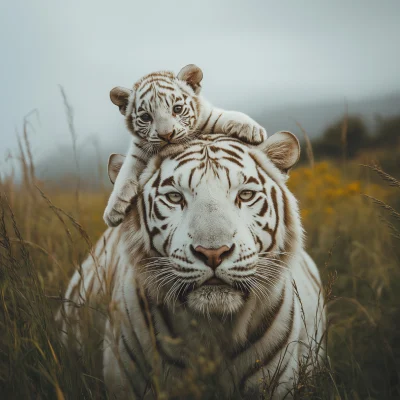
59;132;326;399
104;64;267;227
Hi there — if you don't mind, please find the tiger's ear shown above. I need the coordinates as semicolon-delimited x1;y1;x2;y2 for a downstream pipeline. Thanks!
108;153;126;184
110;86;132;115
261;131;300;173
177;64;203;94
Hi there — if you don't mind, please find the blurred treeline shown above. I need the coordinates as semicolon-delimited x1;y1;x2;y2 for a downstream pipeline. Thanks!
29;110;400;189
306;113;400;174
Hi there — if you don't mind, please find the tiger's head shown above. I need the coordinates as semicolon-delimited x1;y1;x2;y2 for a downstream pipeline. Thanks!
110;64;203;149
110;132;302;315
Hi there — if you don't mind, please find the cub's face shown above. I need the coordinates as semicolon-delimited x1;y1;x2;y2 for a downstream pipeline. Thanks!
110;65;203;149
133;133;302;315
130;76;200;145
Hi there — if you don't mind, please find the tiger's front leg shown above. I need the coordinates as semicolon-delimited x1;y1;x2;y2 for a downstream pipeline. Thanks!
217;110;267;145
103;142;140;228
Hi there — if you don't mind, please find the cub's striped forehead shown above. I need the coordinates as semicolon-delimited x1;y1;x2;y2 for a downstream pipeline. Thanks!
133;70;176;91
133;70;192;101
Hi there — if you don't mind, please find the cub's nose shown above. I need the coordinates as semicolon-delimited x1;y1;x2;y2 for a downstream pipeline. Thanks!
158;131;174;142
191;245;235;270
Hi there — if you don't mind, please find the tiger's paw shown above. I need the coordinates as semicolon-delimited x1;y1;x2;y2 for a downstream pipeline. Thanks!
223;117;267;145
103;198;130;227
104;180;138;227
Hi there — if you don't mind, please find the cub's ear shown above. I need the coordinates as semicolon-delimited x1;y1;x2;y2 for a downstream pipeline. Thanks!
261;131;300;173
177;64;203;94
110;86;132;115
108;153;126;184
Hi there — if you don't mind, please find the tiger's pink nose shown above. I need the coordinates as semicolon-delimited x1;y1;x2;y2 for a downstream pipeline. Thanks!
158;131;174;142
191;245;234;270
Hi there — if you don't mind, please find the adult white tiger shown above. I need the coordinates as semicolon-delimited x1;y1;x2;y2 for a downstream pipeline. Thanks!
58;132;325;399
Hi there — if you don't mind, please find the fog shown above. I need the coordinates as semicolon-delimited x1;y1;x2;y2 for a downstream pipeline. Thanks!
1;0;399;172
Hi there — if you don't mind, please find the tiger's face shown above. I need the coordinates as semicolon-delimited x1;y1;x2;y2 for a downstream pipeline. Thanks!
110;65;203;149
117;132;301;315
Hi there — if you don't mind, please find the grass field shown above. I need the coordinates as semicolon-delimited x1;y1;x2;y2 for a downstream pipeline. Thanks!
0;132;399;399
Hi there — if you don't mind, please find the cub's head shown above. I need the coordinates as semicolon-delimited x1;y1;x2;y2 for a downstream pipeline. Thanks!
110;64;203;148
110;132;302;315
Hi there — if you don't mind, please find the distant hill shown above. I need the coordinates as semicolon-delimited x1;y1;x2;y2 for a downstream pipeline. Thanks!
36;92;400;186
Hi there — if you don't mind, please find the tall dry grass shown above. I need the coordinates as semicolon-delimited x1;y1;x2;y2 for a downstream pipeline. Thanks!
0;110;399;399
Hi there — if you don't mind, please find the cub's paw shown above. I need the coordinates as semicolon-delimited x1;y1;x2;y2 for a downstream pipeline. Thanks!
223;118;267;145
104;180;138;227
103;199;130;227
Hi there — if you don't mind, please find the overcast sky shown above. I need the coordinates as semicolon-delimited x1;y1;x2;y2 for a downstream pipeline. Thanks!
1;0;399;165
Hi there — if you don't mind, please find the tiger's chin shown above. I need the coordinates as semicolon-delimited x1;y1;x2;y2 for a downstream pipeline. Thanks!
186;285;245;315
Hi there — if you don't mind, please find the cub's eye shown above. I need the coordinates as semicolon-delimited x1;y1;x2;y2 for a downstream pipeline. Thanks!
166;192;184;204
140;113;152;122
173;105;183;114
238;190;256;202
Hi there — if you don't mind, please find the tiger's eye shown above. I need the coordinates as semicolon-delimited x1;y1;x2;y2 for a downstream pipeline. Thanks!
140;113;152;122
238;190;256;202
173;105;183;114
166;192;183;204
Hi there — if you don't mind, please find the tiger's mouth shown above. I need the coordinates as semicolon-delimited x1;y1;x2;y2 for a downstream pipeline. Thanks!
160;266;251;314
186;283;246;314
203;277;227;286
